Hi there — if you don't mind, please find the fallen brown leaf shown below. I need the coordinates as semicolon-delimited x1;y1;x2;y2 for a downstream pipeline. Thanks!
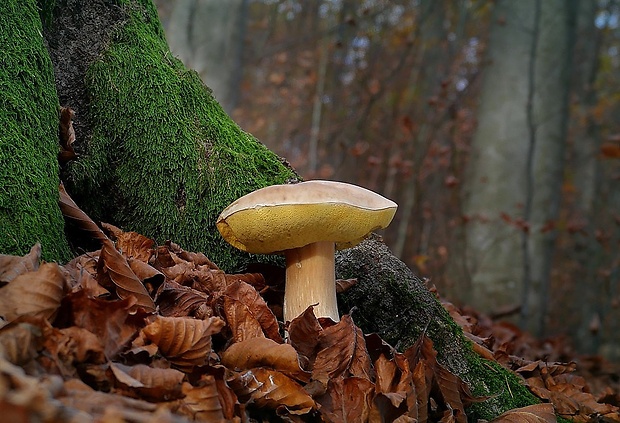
0;243;40;284
141;315;225;370
221;337;310;382
98;239;156;312
220;280;282;343
316;376;374;423
229;368;315;415
490;403;556;422
0;263;66;323
109;362;185;401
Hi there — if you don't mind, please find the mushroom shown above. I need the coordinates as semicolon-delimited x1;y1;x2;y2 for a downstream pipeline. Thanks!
216;180;397;323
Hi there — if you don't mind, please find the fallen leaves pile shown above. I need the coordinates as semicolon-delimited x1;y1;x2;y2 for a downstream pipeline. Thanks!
0;192;618;422
442;298;620;422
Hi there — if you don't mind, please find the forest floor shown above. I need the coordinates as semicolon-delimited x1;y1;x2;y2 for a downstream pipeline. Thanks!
0;215;618;422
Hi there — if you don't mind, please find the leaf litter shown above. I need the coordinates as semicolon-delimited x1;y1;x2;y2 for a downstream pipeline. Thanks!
0;192;617;421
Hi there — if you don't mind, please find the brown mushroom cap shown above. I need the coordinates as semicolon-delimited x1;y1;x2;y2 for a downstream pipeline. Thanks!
216;180;397;254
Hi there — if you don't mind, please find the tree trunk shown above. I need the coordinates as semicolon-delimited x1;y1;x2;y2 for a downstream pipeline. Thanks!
0;0;72;262
3;0;540;419
458;0;574;336
43;0;297;272
164;0;247;113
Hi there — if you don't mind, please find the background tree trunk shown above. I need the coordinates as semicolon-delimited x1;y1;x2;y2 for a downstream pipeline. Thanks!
164;0;248;113
458;0;575;336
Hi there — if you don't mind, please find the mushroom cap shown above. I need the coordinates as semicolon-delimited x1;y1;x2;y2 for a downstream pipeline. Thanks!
216;180;397;254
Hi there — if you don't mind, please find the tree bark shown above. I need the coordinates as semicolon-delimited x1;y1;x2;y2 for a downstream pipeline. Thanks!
0;0;71;262
165;0;247;113
3;0;540;419
457;0;575;336
43;0;298;272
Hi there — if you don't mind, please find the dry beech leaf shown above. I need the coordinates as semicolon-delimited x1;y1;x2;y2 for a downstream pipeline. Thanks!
180;376;227;422
64;252;109;296
335;278;357;294
0;243;41;284
176;249;220;269
490;403;556;422
288;306;323;362
312;314;371;385
0;262;66;322
221;280;282;343
58;326;106;364
109;362;185;401
230;368;315;415
317;376;374;423
142;315;225;370
127;258;164;288
0;357;68;421
221;337;310;382
155;281;212;319
59;107;77;165
101;223;155;263
60;378;162;419
225;273;267;291
68;291;144;359
99;239;156;312
372;353;414;421
434;365;468;423
0;321;42;366
59;183;107;242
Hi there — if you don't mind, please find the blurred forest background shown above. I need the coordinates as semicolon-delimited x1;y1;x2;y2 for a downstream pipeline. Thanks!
152;0;620;360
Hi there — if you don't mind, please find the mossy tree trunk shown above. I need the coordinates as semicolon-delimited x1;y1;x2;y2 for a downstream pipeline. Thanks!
3;0;540;420
0;1;72;262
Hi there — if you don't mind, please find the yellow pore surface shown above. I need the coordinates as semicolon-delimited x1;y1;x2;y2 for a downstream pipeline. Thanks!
216;203;396;254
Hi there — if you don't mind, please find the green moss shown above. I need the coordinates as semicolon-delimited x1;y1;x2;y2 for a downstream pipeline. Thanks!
36;0;56;28
67;0;297;271
0;0;72;262
336;239;541;421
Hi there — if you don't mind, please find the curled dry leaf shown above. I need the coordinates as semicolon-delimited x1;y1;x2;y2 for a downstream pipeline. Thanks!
317;376;374;423
110;362;185;401
64;252;109;296
490;403;556;422
221;280;282;343
99;239;156;312
142;315;225;370
0;321;42;366
155;281;212;319
101;223;155;263
59;183;107;243
180;376;227;422
0;243;40;284
128;258;164;289
221;337;310;382
288;306;322;363
229;368;315;415
312;314;371;385
68;291;143;359
335;278;357;294
59;107;77;165
0;262;66;322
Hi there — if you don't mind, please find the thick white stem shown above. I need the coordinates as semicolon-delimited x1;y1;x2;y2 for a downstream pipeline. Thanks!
284;241;338;323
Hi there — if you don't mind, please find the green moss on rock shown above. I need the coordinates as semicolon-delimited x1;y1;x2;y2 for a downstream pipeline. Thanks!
67;0;297;271
336;237;540;421
0;0;72;262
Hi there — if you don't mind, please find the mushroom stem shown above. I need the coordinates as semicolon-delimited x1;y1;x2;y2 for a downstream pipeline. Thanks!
284;240;338;323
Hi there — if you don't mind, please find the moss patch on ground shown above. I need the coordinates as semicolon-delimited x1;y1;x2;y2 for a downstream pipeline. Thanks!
0;0;71;262
66;0;298;271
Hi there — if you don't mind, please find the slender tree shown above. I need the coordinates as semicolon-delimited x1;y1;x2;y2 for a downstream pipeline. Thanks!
459;0;575;335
